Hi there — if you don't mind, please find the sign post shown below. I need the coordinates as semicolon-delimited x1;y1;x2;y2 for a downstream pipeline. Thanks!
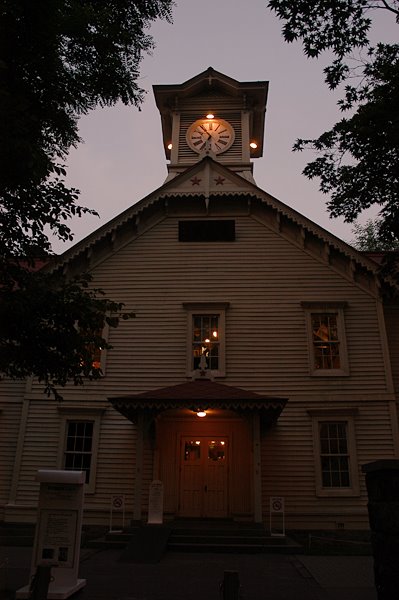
17;470;86;600
270;496;285;537
109;494;125;532
147;480;164;525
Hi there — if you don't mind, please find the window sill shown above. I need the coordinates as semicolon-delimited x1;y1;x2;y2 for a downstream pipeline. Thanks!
310;369;350;377
188;370;226;379
316;488;360;498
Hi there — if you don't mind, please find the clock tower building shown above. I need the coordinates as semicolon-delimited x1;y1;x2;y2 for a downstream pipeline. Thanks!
3;67;396;539
153;67;268;183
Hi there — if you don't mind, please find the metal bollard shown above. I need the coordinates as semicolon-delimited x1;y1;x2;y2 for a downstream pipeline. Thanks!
29;565;52;600
220;570;240;600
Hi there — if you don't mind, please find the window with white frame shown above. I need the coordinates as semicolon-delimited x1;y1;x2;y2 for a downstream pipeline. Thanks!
308;410;359;497
64;421;94;484
84;323;109;374
192;314;220;371
302;302;349;376
77;321;109;377
183;302;229;377
319;422;351;487
58;407;104;494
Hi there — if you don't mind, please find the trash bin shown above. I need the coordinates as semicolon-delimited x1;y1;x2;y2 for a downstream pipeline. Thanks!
362;459;399;600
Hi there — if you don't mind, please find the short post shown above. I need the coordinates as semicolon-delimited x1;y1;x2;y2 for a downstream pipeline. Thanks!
221;570;240;600
147;480;164;525
362;460;399;600
29;565;52;600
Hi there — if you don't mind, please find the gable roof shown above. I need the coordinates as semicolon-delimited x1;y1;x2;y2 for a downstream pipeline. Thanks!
52;155;388;297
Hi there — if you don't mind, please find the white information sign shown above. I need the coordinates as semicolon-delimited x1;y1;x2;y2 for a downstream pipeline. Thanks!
17;470;86;600
270;496;285;537
109;494;125;532
147;480;164;524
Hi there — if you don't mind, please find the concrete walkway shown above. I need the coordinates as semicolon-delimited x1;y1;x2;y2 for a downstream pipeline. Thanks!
1;546;377;600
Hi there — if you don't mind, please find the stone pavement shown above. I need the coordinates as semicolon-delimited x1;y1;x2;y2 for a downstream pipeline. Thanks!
1;546;377;600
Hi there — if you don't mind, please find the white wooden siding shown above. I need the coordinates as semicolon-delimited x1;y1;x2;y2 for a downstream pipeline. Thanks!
384;305;399;395
75;215;389;396
3;209;397;526
261;400;394;529
0;380;25;518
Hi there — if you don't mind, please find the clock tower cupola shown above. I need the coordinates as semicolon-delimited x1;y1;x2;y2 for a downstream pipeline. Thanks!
153;67;268;183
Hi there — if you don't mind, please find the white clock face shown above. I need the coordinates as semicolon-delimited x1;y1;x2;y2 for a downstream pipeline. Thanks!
186;118;235;154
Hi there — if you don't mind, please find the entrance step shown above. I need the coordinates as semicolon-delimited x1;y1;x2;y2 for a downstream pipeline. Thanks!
167;520;302;554
85;520;303;554
86;525;142;549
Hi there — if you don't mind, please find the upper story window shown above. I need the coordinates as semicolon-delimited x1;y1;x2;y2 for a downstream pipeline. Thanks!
183;302;229;378
192;314;220;371
311;313;340;370
82;323;109;375
302;302;349;376
87;340;102;370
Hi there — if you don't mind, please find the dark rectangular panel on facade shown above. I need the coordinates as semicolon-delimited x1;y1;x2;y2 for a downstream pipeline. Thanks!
179;220;236;242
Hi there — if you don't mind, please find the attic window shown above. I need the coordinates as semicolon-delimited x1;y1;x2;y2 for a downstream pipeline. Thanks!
179;220;235;242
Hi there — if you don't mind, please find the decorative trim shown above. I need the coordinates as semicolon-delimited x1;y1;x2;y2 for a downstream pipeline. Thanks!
182;302;230;310
57;404;107;414
307;408;359;417
301;301;348;309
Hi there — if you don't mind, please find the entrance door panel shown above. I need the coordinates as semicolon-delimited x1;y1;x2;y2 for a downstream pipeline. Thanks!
179;437;228;518
179;439;202;517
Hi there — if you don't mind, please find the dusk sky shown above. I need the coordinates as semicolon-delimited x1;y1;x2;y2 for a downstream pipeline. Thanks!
58;0;397;254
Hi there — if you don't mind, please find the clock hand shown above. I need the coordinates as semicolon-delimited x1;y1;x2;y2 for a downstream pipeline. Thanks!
199;125;215;140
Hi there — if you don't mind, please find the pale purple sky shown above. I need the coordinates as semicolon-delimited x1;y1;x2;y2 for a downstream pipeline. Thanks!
58;0;397;254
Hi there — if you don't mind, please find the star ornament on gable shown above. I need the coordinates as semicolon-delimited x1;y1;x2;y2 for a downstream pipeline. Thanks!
191;176;201;186
214;176;225;185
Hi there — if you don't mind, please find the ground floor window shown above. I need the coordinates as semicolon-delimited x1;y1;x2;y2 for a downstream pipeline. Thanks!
57;406;104;494
308;409;360;497
319;422;350;488
64;420;94;484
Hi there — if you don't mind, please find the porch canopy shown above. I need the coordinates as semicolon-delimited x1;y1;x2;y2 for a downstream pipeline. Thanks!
109;379;287;428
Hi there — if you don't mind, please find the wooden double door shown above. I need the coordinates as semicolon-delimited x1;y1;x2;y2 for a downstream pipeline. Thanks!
179;436;228;518
157;415;252;520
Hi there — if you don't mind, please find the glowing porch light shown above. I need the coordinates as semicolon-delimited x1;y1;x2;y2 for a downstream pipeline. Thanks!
206;113;215;119
212;330;218;338
197;411;207;418
250;142;258;149
167;143;172;150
